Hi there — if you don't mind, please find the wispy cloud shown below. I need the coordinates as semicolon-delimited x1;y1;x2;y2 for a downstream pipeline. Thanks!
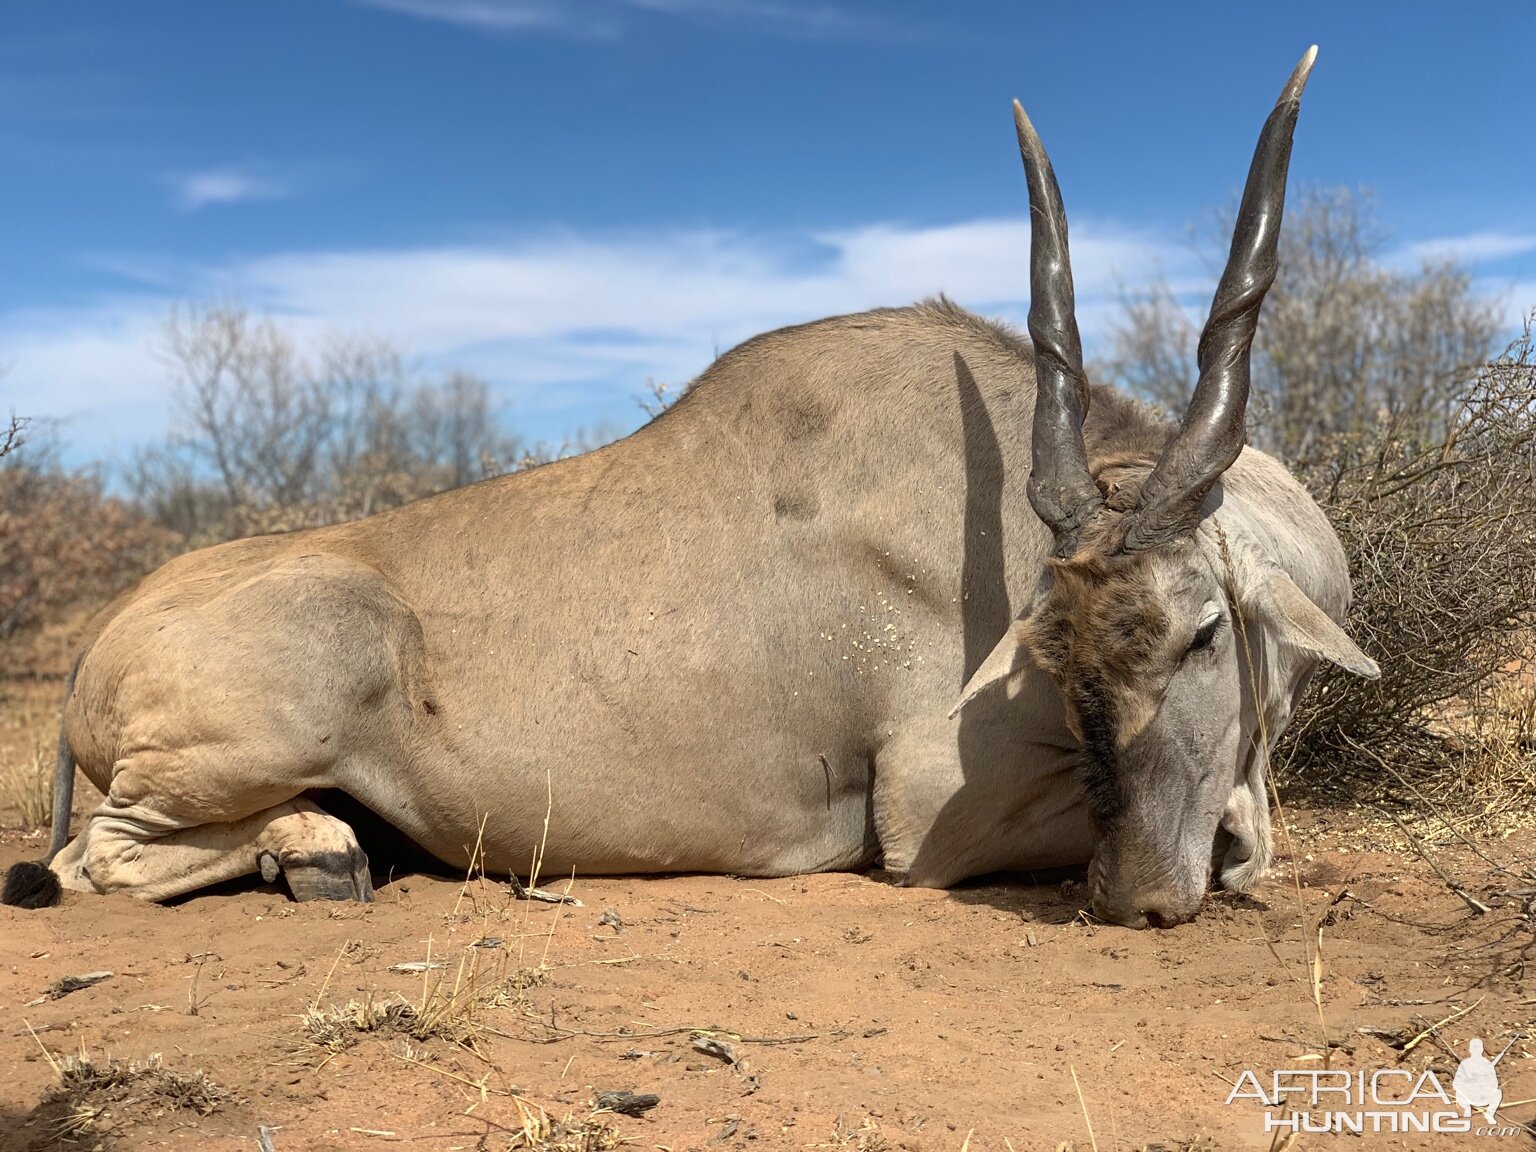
1398;231;1536;268
353;0;573;34
0;217;1187;460
174;167;289;210
624;0;865;37
1384;230;1536;324
353;0;872;40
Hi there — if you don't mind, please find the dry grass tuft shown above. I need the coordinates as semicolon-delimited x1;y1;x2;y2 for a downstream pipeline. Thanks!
0;723;51;830
823;1116;889;1150
499;1097;621;1151
300;947;546;1057
299;995;421;1052
42;1051;229;1139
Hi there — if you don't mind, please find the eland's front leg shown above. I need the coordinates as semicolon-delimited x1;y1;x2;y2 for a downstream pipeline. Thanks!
51;794;371;903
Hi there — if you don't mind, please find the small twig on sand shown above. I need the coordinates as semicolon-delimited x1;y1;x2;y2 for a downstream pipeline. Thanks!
311;940;352;1011
391;1051;495;1102
256;1126;279;1152
1378;807;1492;915
594;1090;660;1117
188;952;209;1016
1069;1064;1099;1152
543;1022;832;1045
1401;998;1483;1055
24;1020;61;1077
509;875;583;906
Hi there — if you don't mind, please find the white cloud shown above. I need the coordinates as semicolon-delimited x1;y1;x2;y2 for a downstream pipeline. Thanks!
353;0;870;39
623;0;864;37
353;0;573;33
174;168;288;211
1385;231;1536;328
1484;279;1536;329
1397;231;1536;268
1;217;1187;463
1;301;172;454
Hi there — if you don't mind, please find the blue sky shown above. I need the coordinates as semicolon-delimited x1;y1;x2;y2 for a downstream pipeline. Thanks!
4;1;1533;467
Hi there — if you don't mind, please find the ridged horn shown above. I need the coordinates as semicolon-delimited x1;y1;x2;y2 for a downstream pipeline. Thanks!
1015;98;1104;558
1123;46;1317;551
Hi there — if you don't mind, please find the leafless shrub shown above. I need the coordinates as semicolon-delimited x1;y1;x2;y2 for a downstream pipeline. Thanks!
129;304;525;541
0;440;178;646
1;413;24;459
1277;320;1536;810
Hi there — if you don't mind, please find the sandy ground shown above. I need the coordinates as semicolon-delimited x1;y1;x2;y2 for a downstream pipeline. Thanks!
2;682;1534;1151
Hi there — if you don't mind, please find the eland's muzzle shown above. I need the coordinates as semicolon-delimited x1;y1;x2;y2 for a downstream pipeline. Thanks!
1090;884;1201;930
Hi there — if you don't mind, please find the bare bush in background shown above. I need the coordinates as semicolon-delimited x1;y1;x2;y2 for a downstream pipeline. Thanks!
1105;188;1500;462
129;305;525;541
1274;322;1536;808
1;415;23;460
0;437;178;644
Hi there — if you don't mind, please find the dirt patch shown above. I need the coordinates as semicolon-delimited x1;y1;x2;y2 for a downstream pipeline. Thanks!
1;682;1533;1149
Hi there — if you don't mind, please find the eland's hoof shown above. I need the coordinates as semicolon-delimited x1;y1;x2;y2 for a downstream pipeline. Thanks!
274;848;373;902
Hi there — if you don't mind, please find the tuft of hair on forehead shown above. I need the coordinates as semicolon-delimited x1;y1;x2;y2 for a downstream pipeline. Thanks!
1021;538;1174;687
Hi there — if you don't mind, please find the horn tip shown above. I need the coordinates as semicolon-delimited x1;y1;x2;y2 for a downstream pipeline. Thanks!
1012;98;1044;156
1285;45;1319;101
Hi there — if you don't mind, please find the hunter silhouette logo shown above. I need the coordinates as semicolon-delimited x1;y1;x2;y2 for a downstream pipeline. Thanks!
1453;1037;1510;1123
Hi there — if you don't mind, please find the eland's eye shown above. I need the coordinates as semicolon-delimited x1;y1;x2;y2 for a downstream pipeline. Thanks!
1188;616;1224;655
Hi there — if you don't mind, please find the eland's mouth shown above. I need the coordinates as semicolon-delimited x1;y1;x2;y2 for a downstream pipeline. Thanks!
1088;855;1206;928
1090;890;1202;930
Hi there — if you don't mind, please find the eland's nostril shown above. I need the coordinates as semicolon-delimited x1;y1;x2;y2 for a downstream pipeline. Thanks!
1090;893;1149;930
1093;887;1199;930
1144;904;1197;929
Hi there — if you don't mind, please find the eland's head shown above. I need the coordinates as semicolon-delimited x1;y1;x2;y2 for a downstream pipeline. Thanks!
954;47;1379;928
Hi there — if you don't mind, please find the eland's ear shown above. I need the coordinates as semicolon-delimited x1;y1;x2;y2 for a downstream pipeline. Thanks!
949;620;1034;718
1253;567;1379;679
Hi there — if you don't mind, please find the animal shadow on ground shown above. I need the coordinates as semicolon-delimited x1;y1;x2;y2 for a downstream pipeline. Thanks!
937;864;1093;924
